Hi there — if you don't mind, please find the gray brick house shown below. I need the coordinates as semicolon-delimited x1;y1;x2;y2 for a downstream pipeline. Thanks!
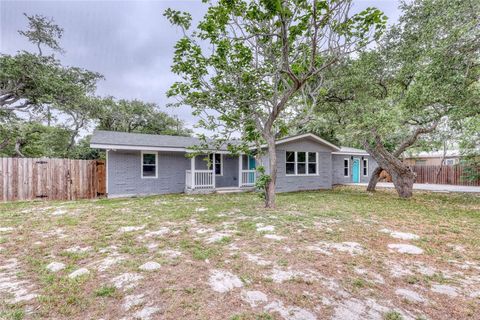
90;131;377;198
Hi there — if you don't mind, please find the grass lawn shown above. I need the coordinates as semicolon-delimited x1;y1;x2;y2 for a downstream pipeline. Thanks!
0;186;479;320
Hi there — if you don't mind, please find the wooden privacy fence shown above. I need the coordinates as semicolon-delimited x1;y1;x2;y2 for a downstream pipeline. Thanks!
0;158;106;202
412;165;480;186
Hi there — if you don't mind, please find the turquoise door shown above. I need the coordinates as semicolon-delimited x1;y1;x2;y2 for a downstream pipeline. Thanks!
248;156;256;169
352;158;360;183
248;156;256;184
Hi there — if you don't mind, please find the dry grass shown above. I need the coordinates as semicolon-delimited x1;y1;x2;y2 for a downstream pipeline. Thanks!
0;186;479;320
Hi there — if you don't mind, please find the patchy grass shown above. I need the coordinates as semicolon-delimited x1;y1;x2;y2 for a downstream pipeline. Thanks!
0;186;479;319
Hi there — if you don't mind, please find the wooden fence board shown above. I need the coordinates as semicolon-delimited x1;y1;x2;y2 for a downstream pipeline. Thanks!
0;157;106;202
412;165;480;186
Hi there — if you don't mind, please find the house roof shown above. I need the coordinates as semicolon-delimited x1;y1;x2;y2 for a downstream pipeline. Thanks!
90;130;236;152
90;130;368;155
404;150;461;159
334;146;370;155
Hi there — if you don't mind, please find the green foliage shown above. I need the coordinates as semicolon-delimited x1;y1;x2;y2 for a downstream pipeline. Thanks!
94;285;116;297
384;311;403;320
0;121;71;157
313;0;479;153
18;13;64;55
165;0;385;207
254;165;271;200
165;0;386;147
95;98;192;136
1;13;192;159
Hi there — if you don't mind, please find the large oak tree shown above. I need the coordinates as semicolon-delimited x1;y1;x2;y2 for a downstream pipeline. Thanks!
165;0;385;207
312;0;479;197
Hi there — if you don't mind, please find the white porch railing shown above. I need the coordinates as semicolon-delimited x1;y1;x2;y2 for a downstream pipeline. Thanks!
186;170;214;189
241;170;256;187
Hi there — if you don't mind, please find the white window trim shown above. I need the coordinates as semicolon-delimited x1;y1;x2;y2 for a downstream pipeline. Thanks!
363;158;369;177
141;151;158;179
209;153;223;176
343;158;350;177
285;151;319;176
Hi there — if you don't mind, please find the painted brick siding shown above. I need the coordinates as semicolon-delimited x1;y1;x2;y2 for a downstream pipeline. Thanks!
274;138;333;192
216;155;239;187
331;154;378;184
108;150;190;197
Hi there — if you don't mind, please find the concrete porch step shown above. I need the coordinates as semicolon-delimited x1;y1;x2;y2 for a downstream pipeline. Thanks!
215;187;255;194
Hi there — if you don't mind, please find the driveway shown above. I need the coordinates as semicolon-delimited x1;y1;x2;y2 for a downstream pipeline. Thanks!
346;182;480;193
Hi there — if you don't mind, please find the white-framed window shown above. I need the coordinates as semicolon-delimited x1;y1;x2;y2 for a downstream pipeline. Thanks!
343;158;350;177
141;151;157;178
285;151;318;176
208;153;223;175
363;158;368;176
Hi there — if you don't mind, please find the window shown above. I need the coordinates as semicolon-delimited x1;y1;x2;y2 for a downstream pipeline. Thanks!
297;152;306;174
208;153;223;175
286;151;295;174
141;152;157;178
308;152;317;174
363;159;368;176
343;158;349;177
285;151;318;176
415;160;427;165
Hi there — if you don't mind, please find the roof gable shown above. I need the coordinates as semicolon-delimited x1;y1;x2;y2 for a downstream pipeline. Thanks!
272;133;341;151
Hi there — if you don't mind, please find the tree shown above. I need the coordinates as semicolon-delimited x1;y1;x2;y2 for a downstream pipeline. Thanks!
165;0;386;207
1;13;103;156
18;13;64;55
314;0;479;198
95;98;192;136
0;120;72;158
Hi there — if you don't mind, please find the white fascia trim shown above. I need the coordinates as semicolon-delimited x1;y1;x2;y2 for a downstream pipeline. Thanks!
275;133;341;151
332;151;370;156
92;143;186;152
90;143;231;154
251;133;341;151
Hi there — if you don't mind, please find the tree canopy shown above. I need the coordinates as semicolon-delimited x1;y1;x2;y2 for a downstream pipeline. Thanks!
166;0;386;207
307;0;479;197
1;13;192;159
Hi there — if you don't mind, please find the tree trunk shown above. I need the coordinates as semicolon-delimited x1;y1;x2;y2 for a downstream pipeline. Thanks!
265;138;277;208
364;141;416;198
366;166;383;192
390;168;415;198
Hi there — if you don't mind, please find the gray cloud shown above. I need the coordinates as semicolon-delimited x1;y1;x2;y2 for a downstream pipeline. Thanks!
1;0;401;135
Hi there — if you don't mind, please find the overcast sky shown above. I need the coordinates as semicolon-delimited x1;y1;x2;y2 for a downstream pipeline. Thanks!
1;0;401;134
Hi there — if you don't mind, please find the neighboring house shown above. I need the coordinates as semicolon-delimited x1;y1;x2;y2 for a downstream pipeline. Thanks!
403;150;461;166
90;131;377;198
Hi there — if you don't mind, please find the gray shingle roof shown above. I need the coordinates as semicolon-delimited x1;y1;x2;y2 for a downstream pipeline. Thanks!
338;146;368;154
90;130;237;150
91;130;368;154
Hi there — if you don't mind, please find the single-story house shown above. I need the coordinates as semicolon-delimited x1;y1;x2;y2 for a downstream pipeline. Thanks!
90;131;377;198
403;150;461;166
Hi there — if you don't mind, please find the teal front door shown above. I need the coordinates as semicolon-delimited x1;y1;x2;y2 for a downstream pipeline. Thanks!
248;156;256;169
352;158;360;183
247;156;256;184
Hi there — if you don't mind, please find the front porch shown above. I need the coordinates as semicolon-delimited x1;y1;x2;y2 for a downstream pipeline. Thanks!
185;153;257;193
